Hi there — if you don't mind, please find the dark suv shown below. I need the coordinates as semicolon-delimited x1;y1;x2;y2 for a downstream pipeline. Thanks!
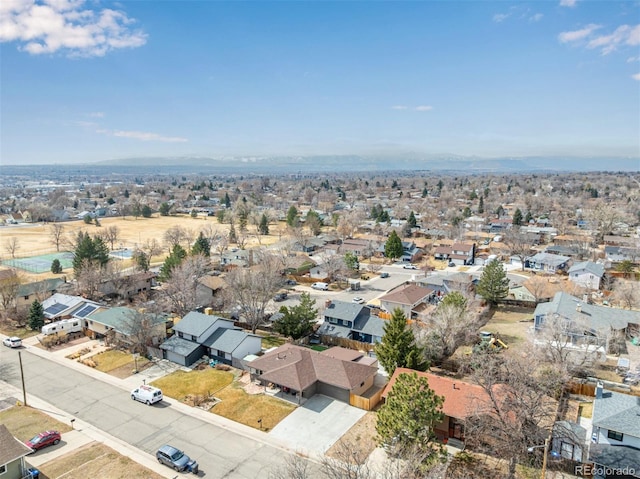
156;445;198;473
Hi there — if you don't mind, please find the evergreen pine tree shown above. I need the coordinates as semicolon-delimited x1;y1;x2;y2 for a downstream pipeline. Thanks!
228;221;237;243
258;214;269;235
376;372;445;464
478;195;484;213
512;208;523;226
191;232;211;257
159;244;187;281
51;259;62;274
407;211;417;228
476;259;510;305
374;308;428;375
286;206;299;227
28;300;45;331
272;292;318;340
384;230;404;261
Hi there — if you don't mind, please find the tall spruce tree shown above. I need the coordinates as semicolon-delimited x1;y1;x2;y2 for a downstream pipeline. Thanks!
28;299;45;331
374;308;428;375
384;230;404;261
72;232;109;275
258;213;269;235
376;372;446;464
159;244;187;281
512;208;523;226
191;232;211;257
272;292;318;340
476;259;509;305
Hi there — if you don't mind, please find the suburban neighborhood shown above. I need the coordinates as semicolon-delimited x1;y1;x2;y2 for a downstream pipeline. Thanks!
0;169;639;479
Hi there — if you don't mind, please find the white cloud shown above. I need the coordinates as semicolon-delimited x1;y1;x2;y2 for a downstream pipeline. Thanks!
0;0;146;57
415;105;433;111
587;24;640;55
628;56;640;63
530;13;543;22
558;24;601;43
632;73;640;81
88;111;104;118
493;13;510;23
391;105;408;110
559;0;578;7
96;128;188;143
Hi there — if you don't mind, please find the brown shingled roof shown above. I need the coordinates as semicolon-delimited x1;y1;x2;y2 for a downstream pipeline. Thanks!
379;283;434;306
250;344;377;392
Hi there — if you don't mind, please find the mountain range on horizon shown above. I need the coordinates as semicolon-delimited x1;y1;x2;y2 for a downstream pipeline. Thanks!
2;154;639;176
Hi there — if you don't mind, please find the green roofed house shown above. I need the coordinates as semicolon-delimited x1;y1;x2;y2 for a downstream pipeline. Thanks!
0;424;33;479
84;306;168;348
15;277;70;309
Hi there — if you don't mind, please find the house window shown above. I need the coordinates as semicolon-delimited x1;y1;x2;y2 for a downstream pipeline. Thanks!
178;332;183;338
0;464;6;474
328;317;337;324
607;430;623;441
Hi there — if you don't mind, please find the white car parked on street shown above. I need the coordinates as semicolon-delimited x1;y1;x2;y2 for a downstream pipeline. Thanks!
3;337;22;348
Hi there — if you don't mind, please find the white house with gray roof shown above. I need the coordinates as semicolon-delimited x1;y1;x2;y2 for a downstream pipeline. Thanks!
525;252;571;273
568;261;605;290
588;382;640;477
534;292;640;350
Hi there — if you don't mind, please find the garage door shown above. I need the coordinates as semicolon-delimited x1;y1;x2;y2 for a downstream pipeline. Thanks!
317;383;349;402
165;351;186;366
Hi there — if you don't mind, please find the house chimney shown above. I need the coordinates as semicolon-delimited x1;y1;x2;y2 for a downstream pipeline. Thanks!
325;299;332;308
204;307;213;315
595;381;603;399
576;303;582;313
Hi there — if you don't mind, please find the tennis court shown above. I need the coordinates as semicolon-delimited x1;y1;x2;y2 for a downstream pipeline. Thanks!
2;252;74;273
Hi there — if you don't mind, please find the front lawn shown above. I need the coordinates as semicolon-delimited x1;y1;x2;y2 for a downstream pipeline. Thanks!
0;405;72;441
89;349;149;376
151;368;234;402
0;321;39;339
211;384;295;431
40;442;164;479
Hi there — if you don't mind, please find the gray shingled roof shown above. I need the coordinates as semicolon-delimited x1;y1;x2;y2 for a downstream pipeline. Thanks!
353;315;385;338
0;424;33;465
534;292;640;332
318;322;351;338
592;389;640;437
526;252;570;267
324;300;366;322
203;328;252;352
568;261;605;278
159;335;201;356
174;311;229;338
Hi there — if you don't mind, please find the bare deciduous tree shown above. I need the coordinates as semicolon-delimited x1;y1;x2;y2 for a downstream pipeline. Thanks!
161;254;210;317
320;439;372;479
163;225;189;253
612;279;640;309
102;225;121;250
503;227;533;272
224;256;284;333
74;258;103;300
49;223;65;252
120;305;166;355
0;269;21;313
5;237;19;259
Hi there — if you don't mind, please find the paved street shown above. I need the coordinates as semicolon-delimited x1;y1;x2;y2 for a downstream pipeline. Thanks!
0;347;319;478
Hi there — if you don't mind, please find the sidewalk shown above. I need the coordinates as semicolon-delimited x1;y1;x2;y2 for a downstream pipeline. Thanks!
4;333;311;459
0;381;176;478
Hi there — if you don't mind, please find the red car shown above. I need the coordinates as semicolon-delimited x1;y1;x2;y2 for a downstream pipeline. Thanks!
25;431;61;451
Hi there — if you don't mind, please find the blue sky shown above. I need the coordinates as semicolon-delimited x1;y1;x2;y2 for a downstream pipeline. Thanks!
1;0;639;165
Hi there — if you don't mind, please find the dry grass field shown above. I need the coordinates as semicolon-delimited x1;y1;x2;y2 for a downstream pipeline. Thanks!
0;405;72;441
0;214;287;281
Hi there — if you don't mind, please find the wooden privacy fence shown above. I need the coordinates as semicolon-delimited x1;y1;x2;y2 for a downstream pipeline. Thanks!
350;387;384;411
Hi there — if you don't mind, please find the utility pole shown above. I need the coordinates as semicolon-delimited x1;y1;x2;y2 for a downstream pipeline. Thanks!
541;436;551;479
18;351;27;406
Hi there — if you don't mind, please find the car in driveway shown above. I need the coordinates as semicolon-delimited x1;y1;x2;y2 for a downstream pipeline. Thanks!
156;445;198;473
25;431;61;451
273;292;288;302
380;272;389;278
352;297;364;304
402;264;418;270
3;336;22;348
311;282;329;291
448;262;456;267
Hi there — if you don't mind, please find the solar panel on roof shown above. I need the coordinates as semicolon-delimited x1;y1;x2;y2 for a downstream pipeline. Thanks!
75;304;97;318
44;303;67;316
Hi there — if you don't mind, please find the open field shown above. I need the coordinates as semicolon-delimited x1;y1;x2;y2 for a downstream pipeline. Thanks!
0;405;72;441
38;442;164;479
0;215;288;280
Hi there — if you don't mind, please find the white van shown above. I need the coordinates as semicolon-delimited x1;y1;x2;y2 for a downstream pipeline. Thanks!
131;385;163;405
311;282;329;291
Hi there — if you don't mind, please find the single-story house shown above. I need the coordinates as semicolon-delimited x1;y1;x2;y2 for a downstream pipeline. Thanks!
15;277;70;309
525;252;570;273
604;246;640;264
382;368;495;447
99;271;157;299
220;249;250;267
533;292;640;350
0;424;34;479
196;275;226;307
248;344;378;403
84;306;168;348
378;283;435;318
568;261;605;290
589;382;640;477
41;293;102;321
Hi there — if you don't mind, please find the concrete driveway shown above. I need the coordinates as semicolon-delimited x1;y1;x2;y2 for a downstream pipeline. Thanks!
269;395;367;454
